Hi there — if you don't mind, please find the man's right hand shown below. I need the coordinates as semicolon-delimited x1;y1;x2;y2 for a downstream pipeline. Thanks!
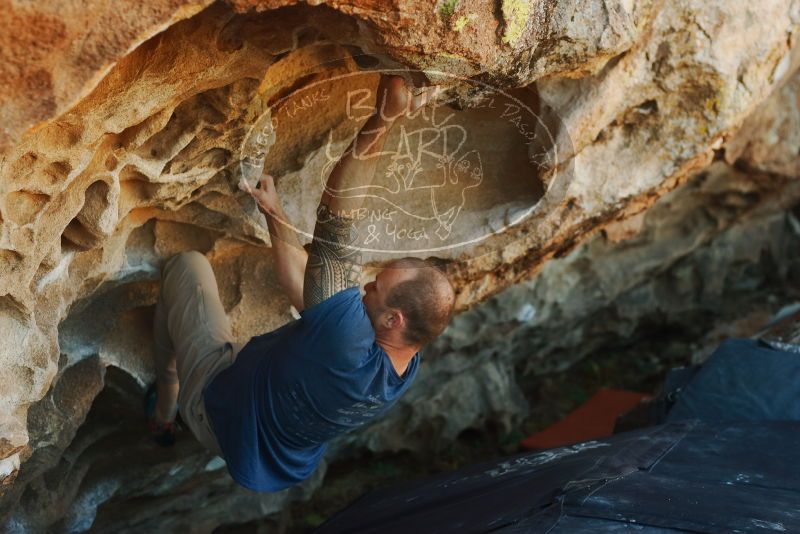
376;75;442;123
241;174;281;216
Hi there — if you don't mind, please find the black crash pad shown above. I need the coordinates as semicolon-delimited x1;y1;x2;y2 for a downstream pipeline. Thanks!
317;420;800;533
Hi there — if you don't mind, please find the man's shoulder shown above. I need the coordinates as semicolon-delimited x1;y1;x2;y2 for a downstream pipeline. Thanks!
300;286;362;318
300;287;370;333
297;287;374;360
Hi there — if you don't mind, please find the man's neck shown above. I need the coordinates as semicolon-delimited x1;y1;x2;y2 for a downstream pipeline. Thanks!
376;337;419;376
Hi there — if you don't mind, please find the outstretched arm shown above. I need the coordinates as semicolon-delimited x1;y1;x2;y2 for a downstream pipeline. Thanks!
303;75;440;309
242;175;308;311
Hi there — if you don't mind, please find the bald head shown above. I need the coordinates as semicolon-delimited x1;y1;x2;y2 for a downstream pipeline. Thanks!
382;257;456;346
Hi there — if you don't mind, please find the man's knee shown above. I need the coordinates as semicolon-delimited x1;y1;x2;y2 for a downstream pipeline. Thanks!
160;251;215;303
173;250;208;267
163;250;209;278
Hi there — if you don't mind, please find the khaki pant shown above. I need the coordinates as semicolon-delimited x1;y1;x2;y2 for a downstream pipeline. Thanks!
153;251;238;456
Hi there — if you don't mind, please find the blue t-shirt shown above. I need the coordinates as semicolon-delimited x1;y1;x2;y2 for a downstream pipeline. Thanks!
203;287;419;492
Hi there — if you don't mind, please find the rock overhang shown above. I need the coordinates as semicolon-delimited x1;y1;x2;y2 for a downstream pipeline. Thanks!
0;0;799;529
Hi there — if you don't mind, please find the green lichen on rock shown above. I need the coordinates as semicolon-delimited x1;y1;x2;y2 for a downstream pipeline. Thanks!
439;0;458;20
501;0;532;46
454;14;470;32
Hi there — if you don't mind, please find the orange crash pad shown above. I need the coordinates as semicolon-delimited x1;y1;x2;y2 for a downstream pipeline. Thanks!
521;388;649;450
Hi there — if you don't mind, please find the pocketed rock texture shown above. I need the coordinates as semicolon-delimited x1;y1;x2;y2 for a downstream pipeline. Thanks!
1;0;799;531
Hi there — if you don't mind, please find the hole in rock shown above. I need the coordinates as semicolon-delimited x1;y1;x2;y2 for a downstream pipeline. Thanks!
114;107;174;153
61;220;97;252
153;220;219;257
163;142;231;175
119;165;149;184
68;361;223;531
120;166;157;204
43;161;72;184
272;50;290;63
594;128;608;143
4;190;51;225
456;427;486;443
120;179;154;206
104;154;118;171
343;45;381;69
0;249;23;266
82;180;110;210
635;99;659;114
0;294;29;323
186;92;229;126
42;365;157;532
135;111;193;163
60;180;113;252
39;120;83;150
6;151;40;180
29;277;214;529
131;85;234;171
294;26;320;48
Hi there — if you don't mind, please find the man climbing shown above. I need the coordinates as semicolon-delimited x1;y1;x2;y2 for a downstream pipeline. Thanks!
146;74;455;492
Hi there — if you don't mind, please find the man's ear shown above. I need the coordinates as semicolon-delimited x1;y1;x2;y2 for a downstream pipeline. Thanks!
385;309;405;330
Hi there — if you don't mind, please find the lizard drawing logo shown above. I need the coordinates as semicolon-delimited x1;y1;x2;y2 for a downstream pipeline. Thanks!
321;103;484;241
241;66;559;255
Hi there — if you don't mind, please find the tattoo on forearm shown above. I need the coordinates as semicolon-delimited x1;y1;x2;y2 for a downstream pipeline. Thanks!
303;202;363;308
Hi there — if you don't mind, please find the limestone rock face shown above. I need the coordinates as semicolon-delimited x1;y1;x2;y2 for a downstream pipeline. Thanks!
0;0;799;531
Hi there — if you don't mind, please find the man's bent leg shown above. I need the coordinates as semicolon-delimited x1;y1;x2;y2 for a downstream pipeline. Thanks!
153;286;180;423
157;251;237;455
